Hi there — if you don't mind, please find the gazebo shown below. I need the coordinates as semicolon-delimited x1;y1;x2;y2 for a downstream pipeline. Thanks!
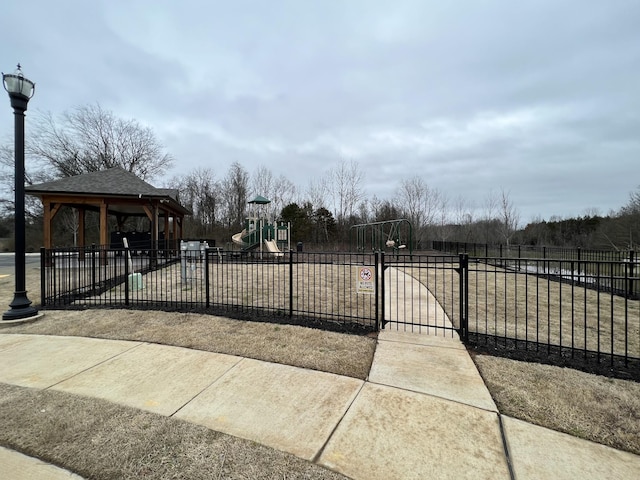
26;167;191;259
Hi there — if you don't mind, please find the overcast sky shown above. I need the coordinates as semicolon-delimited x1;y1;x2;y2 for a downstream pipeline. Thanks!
1;0;639;224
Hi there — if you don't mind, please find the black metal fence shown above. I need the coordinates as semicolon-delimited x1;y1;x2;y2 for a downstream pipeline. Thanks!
459;255;638;369
41;247;380;333
40;245;180;308
40;245;640;373
433;240;631;263
378;251;640;376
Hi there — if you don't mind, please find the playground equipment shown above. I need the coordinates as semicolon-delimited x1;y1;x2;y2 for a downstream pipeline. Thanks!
232;195;290;257
350;219;413;254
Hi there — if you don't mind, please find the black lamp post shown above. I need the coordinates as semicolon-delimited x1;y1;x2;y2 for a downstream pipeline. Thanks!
2;64;38;321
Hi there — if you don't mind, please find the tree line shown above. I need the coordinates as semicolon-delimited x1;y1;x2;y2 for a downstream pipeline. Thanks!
0;104;637;252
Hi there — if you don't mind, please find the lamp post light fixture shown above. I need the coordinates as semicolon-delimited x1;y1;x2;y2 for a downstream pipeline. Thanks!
2;64;39;321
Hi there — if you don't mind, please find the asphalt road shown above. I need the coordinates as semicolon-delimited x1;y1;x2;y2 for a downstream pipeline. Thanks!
0;254;40;275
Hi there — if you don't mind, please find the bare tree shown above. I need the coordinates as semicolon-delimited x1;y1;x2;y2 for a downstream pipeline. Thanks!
251;166;274;201
368;195;383;221
28;104;173;181
620;187;640;216
0;144;52;217
357;199;370;223
372;197;402;222
251;165;296;221
478;189;501;243
435;193;453;243
482;190;498;220
0;145;17;215
477;189;520;245
270;175;296;221
607;186;640;250
222;162;249;231
169;167;221;236
583;206;601;218
452;195;474;242
329;159;365;223
58;208;80;246
497;189;520;246
305;176;330;212
395;176;440;248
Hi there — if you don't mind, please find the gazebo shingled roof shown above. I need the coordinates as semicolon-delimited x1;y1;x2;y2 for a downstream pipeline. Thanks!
26;167;191;258
26;167;190;215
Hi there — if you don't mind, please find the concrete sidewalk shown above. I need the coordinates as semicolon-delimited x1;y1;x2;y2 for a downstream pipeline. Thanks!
1;332;639;479
384;266;454;334
0;446;83;479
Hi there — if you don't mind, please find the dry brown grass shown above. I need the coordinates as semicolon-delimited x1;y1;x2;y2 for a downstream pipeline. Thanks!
51;261;376;325
473;353;640;455
0;383;348;480
0;265;41;305
4;309;376;379
401;263;640;358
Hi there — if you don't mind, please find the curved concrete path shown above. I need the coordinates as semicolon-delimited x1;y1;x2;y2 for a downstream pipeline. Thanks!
384;266;455;335
1;332;639;479
0;446;84;479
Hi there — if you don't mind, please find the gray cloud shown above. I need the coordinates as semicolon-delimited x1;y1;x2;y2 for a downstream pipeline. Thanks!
1;0;639;224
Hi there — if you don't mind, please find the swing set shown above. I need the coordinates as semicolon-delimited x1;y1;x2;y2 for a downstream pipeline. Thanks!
349;219;413;254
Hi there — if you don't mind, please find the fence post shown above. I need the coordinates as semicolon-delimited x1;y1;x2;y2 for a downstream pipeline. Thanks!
628;250;635;299
51;248;57;305
374;251;380;331
40;247;46;307
577;247;582;276
124;245;130;306
380;251;385;329
288;249;294;318
205;248;210;308
459;253;469;342
90;244;97;295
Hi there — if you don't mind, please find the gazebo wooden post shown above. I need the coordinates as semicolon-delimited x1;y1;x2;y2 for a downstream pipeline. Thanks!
42;199;62;267
43;200;52;250
150;203;159;267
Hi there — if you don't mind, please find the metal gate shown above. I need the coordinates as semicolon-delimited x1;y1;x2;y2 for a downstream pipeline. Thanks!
380;252;468;339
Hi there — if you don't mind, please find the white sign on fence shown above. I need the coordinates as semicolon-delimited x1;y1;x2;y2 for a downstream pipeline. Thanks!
355;266;375;295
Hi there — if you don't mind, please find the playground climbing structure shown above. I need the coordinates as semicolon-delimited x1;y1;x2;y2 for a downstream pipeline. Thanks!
232;195;290;257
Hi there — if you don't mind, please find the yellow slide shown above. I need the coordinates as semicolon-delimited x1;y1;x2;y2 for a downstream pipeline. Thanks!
232;230;247;247
264;239;284;257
